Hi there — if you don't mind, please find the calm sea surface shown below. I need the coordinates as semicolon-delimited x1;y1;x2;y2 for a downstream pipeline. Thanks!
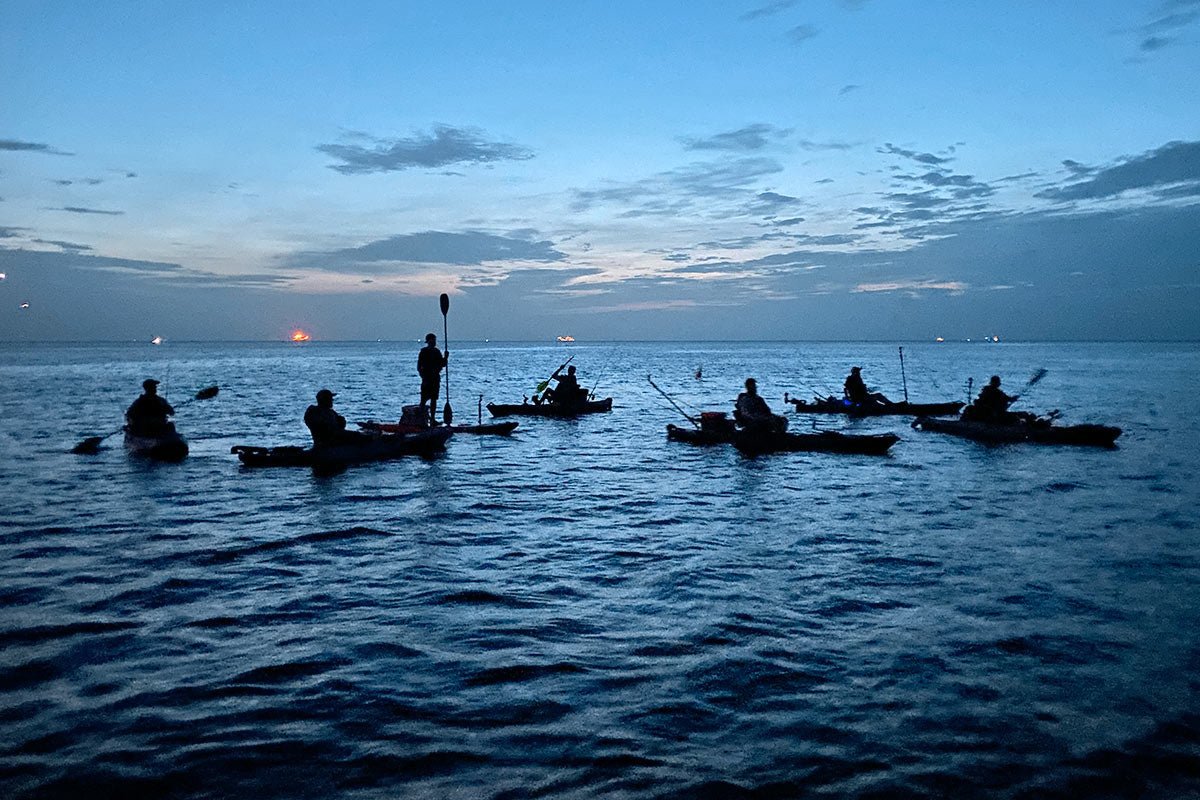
1;340;1198;799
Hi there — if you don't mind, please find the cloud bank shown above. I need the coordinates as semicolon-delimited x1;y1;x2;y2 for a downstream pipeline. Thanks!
317;125;535;174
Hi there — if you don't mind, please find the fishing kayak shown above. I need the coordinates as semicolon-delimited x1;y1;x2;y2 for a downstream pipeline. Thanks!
231;428;451;468
734;429;900;456
359;420;520;436
787;395;963;417
124;426;188;462
912;416;1121;447
666;411;738;445
666;423;734;445
487;398;613;417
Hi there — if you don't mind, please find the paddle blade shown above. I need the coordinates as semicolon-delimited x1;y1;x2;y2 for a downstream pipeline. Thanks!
440;293;450;316
443;401;453;425
194;385;220;400
72;436;104;454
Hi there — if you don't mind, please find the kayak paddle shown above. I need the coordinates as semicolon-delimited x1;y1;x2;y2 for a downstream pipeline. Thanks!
72;384;219;454
440;293;452;425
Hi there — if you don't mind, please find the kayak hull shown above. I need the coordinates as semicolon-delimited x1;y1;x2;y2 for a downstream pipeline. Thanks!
789;397;963;417
734;429;900;456
666;423;733;445
231;428;451;468
124;429;188;462
487;398;613;418
912;416;1121;447
360;420;520;436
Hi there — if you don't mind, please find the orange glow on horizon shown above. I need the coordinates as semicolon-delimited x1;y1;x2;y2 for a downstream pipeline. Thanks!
290;329;311;342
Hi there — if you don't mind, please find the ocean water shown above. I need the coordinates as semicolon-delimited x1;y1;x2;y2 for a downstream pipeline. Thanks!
0;340;1198;799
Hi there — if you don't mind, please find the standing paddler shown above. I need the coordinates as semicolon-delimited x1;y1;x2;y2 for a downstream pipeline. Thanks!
417;333;448;425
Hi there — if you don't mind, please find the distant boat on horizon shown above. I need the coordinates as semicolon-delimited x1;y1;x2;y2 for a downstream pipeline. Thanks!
556;335;575;343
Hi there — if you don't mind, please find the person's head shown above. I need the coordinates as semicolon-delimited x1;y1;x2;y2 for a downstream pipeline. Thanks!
425;333;437;345
142;378;159;395
851;366;861;374
989;375;1001;387
567;365;576;376
745;378;757;393
316;388;336;407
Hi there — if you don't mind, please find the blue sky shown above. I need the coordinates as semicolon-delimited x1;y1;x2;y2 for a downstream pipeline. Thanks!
2;0;1198;340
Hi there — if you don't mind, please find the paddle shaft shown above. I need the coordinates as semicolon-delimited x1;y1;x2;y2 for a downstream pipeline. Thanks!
899;347;909;404
537;355;573;393
440;293;452;425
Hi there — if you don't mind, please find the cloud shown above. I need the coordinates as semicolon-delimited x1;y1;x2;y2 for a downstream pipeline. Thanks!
32;238;92;252
288;230;566;273
680;123;790;152
1136;1;1200;52
56;206;124;215
0;139;73;156
852;279;967;294
0;225;25;238
744;191;803;215
316;125;534;174
796;139;856;151
879;143;953;166
838;84;861;96
1037;140;1200;201
787;24;819;45
571;157;784;215
739;1;796;21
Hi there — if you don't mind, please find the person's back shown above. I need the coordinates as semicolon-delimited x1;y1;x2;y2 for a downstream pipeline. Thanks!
844;369;870;404
417;341;445;380
550;366;583;405
968;377;1014;423
304;389;349;447
735;378;780;430
126;379;174;436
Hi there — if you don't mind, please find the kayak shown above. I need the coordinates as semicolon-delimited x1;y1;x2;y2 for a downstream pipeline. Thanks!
912;416;1121;447
124;426;188;462
787;395;963;417
487;398;613;418
666;423;734;446
231;428;451;468
359;420;520;436
666;410;739;445
734;429;900;456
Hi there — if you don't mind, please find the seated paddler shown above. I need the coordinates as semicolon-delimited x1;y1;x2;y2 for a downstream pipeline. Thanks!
844;366;892;406
965;375;1016;423
126;378;176;436
304;388;371;447
545;365;587;406
734;378;787;432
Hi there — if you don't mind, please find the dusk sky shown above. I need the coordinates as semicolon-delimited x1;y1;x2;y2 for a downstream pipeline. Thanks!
2;0;1198;341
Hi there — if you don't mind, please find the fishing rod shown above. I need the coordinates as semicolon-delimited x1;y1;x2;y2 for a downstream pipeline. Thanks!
898;347;910;404
647;374;699;427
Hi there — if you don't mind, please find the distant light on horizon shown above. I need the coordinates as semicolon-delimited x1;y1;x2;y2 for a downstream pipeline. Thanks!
290;329;311;342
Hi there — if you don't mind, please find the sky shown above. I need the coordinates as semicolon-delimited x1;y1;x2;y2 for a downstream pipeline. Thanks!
1;0;1199;341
